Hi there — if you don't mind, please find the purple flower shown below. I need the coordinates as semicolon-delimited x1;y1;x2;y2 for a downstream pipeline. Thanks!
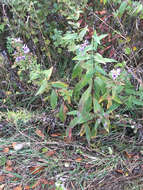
79;40;89;52
111;68;121;80
14;38;23;43
23;44;30;54
15;56;25;62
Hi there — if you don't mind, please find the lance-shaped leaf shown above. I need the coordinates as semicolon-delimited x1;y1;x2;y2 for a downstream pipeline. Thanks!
50;89;58;110
79;26;88;40
73;54;91;61
74;73;92;96
78;85;92;113
93;97;103;113
52;81;68;88
43;67;53;80
36;79;48;96
94;53;117;64
118;1;127;18
59;104;66;122
85;124;91;143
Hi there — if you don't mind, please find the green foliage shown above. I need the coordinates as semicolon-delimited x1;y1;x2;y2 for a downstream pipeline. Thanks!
7;109;32;125
1;0;143;143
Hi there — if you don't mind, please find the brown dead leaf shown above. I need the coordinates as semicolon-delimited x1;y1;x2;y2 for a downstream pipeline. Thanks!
30;166;45;174
64;136;73;143
50;133;61;137
6;160;12;166
46;150;56;157
115;169;124;174
12;142;17;148
63;104;68;113
75;157;82;162
31;180;41;189
13;185;22;190
40;179;49;184
0;176;5;182
35;129;45;139
124;151;133;159
3;147;9;153
24;185;30;190
47;180;55;185
5;166;13;172
85;164;92;169
7;173;14;178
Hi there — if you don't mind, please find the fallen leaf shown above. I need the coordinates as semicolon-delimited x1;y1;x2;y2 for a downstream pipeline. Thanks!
64;136;73;143
124;151;133;159
31;180;40;189
3;147;9;153
50;133;61;137
115;169;124;174
46;150;56;157
7;173;14;178
30;166;45;174
40;179;49;184
75;157;82;162
63;104;68;113
35;129;45;139
0;176;5;182
24;185;30;190
13;185;22;190
5;166;13;172
6;160;12;166
85;164;92;169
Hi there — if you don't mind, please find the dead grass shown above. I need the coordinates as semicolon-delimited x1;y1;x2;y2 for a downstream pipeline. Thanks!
0;110;143;190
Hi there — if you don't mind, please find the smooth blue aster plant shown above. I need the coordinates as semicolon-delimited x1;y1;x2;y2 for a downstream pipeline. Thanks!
110;68;121;80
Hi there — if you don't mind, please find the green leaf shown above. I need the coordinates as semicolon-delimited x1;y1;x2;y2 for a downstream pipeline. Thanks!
112;86;124;97
79;85;92;112
91;120;99;137
74;73;92;96
73;54;91;61
67;110;78;115
43;67;53;80
79;26;88;40
72;65;82;79
69;113;94;128
52;81;68;88
36;79;48;95
0;156;6;166
107;103;120;113
136;4;143;14
113;96;122;104
85;124;91;143
63;33;78;41
124;47;131;55
95;65;107;75
102;119;110;133
131;97;143;106
59;104;66;122
93;32;108;44
69;117;80;128
93;98;103;113
50;89;58;109
94;53;117;64
118;1;127;17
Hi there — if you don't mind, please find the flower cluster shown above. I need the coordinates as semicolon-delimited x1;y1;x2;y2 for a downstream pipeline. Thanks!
79;40;89;52
12;38;30;63
110;68;121;80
